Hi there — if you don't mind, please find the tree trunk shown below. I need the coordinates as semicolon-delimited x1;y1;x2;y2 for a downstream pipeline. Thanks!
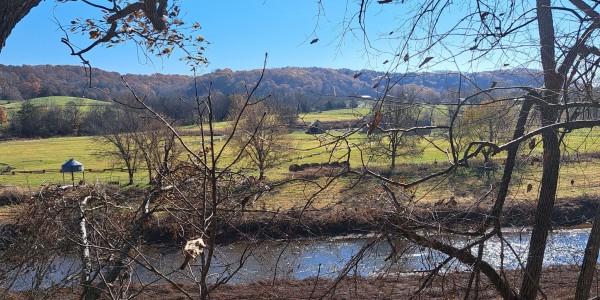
575;208;600;300
519;1;562;298
78;196;95;300
390;133;397;174
520;125;560;298
0;0;42;52
258;152;265;180
490;97;533;221
126;161;135;185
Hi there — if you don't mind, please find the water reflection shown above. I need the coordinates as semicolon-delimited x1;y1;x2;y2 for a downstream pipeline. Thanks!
5;229;594;290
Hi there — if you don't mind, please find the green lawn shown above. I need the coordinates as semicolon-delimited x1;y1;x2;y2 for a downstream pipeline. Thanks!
299;108;370;123
0;137;135;187
1;96;111;120
1;124;600;202
1;96;110;109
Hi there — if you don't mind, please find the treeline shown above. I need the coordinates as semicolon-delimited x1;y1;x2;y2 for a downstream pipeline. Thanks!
0;64;541;102
9;100;107;138
5;92;358;138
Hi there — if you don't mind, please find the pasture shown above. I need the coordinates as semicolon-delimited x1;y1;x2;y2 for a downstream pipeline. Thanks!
0;96;111;120
1;123;599;208
0;96;110;109
298;107;370;123
1;105;600;206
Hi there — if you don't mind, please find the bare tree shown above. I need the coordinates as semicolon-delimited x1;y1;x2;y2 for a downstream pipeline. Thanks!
315;1;600;298
367;90;426;173
228;95;291;180
92;105;142;185
455;99;517;165
132;116;181;185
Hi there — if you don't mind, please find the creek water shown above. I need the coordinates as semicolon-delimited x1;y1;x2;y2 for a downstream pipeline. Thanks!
6;228;592;290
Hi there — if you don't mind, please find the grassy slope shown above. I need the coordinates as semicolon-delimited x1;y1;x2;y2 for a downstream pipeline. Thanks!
0;96;110;120
0;137;128;187
1;96;110;108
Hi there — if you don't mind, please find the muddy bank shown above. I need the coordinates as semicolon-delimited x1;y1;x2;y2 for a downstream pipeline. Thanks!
1;190;598;247
140;195;600;245
4;266;589;299
147;266;589;299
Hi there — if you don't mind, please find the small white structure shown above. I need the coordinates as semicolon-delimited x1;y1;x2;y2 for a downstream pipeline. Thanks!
179;237;206;270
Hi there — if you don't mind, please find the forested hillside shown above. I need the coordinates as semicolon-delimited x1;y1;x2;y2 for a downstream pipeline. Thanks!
0;64;541;102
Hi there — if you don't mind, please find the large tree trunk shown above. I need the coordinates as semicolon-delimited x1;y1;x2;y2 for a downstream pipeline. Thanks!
519;1;563;298
0;0;42;52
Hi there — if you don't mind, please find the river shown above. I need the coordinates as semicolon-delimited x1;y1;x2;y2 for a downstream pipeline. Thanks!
6;228;593;290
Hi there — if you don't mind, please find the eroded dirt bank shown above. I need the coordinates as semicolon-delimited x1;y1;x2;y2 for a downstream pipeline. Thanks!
1;192;598;247
162;195;600;245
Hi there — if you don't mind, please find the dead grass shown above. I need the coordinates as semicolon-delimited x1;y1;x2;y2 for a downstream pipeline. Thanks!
0;185;29;205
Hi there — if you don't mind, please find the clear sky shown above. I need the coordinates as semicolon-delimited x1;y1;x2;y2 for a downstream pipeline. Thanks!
0;1;531;76
0;1;392;75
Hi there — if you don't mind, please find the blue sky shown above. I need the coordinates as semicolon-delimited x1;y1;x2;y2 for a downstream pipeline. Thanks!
0;1;384;75
0;1;530;75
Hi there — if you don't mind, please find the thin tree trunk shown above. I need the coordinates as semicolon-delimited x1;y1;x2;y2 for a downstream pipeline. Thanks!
490;96;534;222
126;160;135;185
390;135;397;174
79;196;94;300
575;207;600;300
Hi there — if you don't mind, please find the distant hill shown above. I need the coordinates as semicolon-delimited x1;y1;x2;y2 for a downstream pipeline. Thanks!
0;64;543;102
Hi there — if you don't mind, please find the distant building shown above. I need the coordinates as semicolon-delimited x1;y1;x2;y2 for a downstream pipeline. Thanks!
306;120;326;134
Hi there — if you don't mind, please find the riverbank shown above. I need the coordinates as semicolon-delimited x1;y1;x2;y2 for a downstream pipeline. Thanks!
174;194;600;245
1;183;599;247
2;184;599;299
157;265;585;299
3;265;587;299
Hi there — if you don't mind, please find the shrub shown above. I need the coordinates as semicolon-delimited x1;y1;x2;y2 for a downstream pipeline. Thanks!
0;186;29;206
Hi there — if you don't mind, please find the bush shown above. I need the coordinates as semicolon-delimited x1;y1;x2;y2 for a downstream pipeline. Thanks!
0;186;29;206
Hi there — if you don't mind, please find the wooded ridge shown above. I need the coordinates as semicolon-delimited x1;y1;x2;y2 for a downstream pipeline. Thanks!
0;64;542;101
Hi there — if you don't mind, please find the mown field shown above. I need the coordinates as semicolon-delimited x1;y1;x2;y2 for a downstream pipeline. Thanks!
0;96;111;120
298;107;371;123
1;103;600;210
0;96;110;109
1;119;600;209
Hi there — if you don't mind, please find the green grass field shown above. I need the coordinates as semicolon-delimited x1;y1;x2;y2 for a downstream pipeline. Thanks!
1;96;110;109
298;107;370;123
1;103;600;209
2;126;600;191
0;96;111;120
0;137;137;187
